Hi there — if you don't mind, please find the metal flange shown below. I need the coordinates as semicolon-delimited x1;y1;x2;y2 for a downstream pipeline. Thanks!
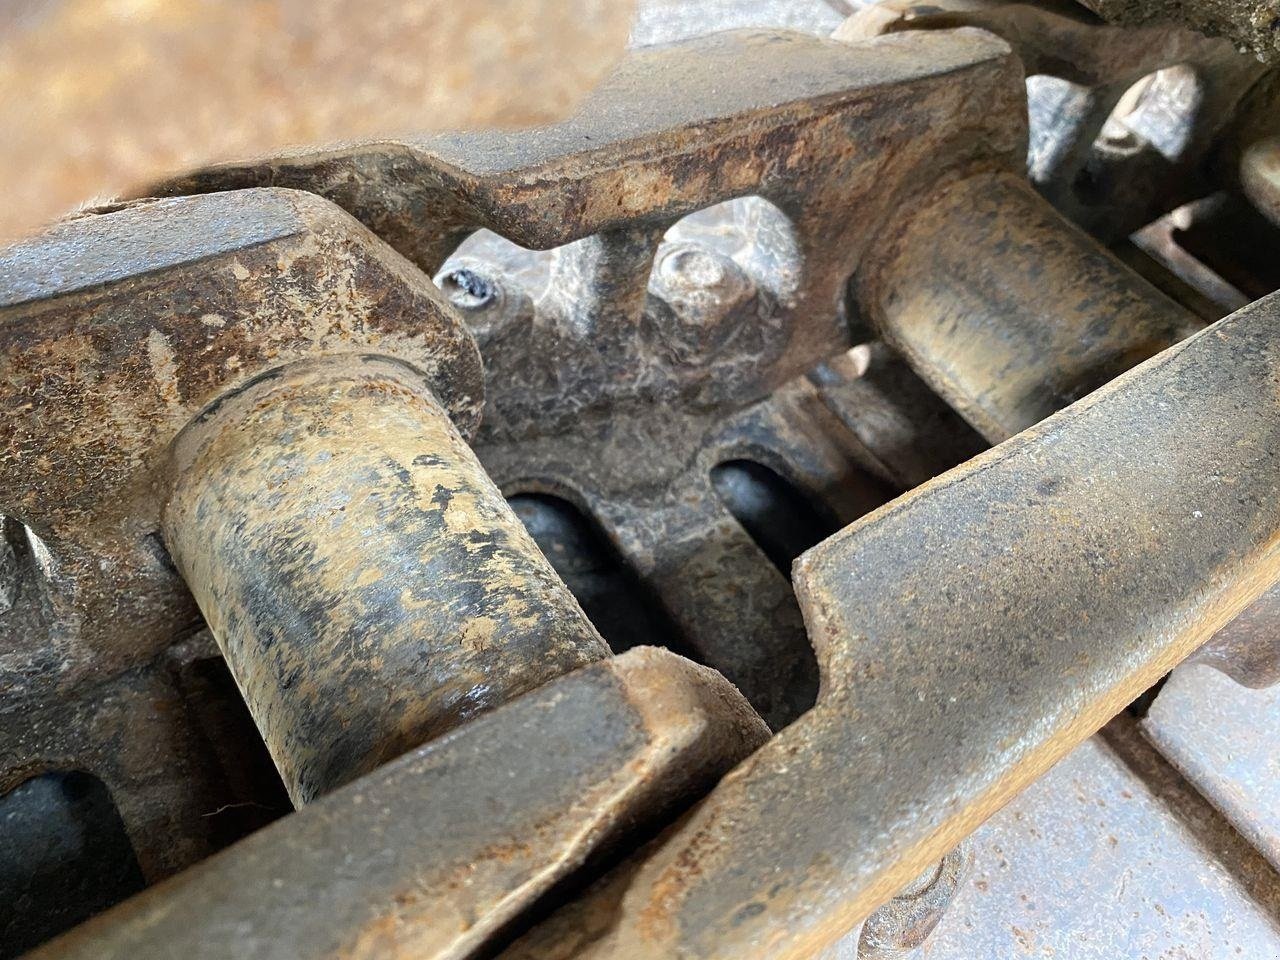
28;647;770;960
502;292;1280;958
0;188;483;706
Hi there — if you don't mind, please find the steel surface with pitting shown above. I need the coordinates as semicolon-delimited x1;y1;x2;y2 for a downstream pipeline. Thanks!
28;648;769;960
501;292;1280;959
840;0;1270;240
0;189;484;709
0;189;490;877
2;13;1278;960
153;25;1030;728
150;28;1220;735
164;356;609;804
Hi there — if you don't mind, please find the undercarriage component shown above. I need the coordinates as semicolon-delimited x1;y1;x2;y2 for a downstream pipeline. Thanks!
0;188;483;703
857;169;1202;440
3;5;1280;959
840;0;1268;240
1242;134;1280;228
157;25;1029;729
164;355;609;804
0;188;480;877
500;290;1280;959
33;647;767;960
150;25;1220;726
1077;0;1280;64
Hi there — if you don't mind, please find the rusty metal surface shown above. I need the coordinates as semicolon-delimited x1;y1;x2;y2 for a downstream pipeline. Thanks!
0;188;483;711
501;293;1280;959
1143;664;1280;873
858;170;1203;442
1125;202;1253;319
807;344;988;491
0;622;291;897
844;0;1245;88
29;647;769;960
152;29;1027;391
149;27;1031;728
164;356;608;804
0;187;487;882
849;843;973;959
4;11;1279;959
473;371;889;729
1077;0;1280;64
1191;584;1280;687
0;0;634;239
840;0;1271;241
0;652;243;882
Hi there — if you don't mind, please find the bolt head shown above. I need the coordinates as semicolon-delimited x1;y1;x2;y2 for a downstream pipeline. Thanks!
658;246;729;290
652;243;755;322
439;267;501;311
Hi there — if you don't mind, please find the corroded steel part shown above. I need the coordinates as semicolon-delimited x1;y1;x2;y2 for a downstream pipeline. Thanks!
152;28;1028;422
474;373;892;731
163;356;608;805
846;842;973;959
0;657;236;882
1076;0;1280;64
807;344;987;490
0;188;484;709
842;0;1239;87
861;171;1203;442
29;647;770;960
147;28;1026;730
502;293;1280;959
147;27;1031;731
839;0;1267;241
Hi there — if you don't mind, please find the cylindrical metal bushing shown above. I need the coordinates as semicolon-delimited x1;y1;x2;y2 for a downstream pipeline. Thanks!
862;170;1205;442
163;355;609;805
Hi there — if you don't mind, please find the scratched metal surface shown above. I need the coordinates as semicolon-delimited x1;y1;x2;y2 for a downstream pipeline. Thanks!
499;294;1280;959
3;4;1279;957
824;732;1280;959
1143;664;1280;874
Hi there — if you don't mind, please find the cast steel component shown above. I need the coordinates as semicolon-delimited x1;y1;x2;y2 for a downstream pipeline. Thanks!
887;727;1280;959
848;842;974;959
1189;584;1280;687
153;26;1032;728
841;0;1280;680
842;0;1270;241
149;26;1215;731
0;188;483;704
856;169;1202;441
2;186;768;958
3;11;1279;960
0;188;481;875
30;647;769;960
503;291;1280;958
1076;0;1280;64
